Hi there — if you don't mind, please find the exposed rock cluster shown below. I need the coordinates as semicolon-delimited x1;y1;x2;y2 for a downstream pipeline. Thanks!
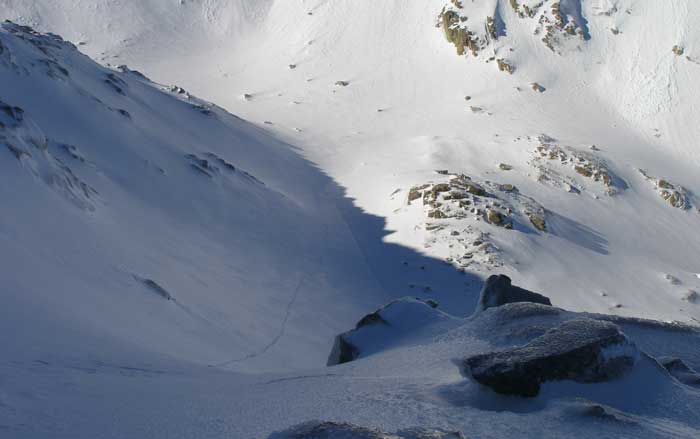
638;169;697;211
530;135;625;196
438;0;591;73
405;172;547;271
408;173;548;232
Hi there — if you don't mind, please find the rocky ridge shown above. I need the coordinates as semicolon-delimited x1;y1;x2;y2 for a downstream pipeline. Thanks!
439;0;590;72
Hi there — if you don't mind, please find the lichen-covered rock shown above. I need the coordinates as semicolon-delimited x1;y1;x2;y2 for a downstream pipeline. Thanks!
464;319;638;397
477;274;552;312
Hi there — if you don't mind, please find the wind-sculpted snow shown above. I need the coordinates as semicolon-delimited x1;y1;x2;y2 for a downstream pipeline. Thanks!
0;99;99;210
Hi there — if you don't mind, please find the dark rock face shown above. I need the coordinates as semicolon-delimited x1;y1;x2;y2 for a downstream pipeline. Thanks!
327;336;360;367
268;421;466;439
464;319;638;397
658;357;700;387
477;274;552;312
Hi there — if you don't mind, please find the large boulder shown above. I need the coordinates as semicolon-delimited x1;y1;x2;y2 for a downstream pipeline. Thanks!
476;274;552;312
464;319;638;397
327;298;452;366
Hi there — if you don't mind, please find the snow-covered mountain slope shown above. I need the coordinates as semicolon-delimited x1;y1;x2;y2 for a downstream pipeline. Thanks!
4;0;698;323
0;21;483;380
1;0;700;437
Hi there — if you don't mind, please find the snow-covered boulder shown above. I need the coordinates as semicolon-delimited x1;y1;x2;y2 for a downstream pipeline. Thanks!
268;421;466;439
464;318;638;397
327;298;454;366
476;274;552;312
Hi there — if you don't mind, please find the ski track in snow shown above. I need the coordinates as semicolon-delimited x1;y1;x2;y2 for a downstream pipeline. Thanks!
211;276;306;368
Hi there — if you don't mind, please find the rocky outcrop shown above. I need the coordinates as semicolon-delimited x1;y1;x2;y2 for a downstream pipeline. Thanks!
638;169;696;211
530;135;625;196
327;336;360;366
476;274;552;312
268;421;466;439
408;173;547;233
496;58;515;74
327;298;452;366
439;0;591;69
464;318;638;397
403;172;548;271
658;357;700;387
537;0;590;52
439;1;481;57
